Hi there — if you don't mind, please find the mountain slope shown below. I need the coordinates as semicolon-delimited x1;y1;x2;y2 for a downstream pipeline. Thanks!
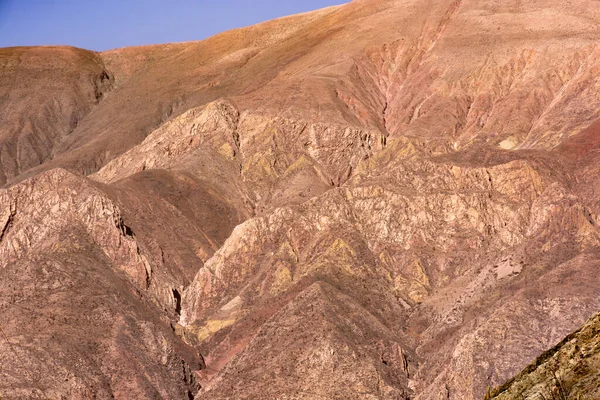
1;0;600;399
0;46;112;185
488;312;600;400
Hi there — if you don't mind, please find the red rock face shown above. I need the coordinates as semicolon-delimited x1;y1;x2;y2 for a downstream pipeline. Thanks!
2;0;600;399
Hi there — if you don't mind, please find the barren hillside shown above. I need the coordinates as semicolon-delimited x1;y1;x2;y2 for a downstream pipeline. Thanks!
1;0;600;399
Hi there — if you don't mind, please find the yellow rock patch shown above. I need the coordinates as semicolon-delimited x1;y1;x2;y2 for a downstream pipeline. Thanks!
242;153;279;178
394;259;431;304
270;265;293;296
218;142;235;160
194;318;237;342
327;238;357;258
409;259;430;287
285;155;312;174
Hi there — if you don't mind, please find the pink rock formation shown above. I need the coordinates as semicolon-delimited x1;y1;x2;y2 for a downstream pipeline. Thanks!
1;0;600;398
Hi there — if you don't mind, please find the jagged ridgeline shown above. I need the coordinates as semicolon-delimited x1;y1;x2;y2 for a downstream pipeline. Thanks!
1;0;600;399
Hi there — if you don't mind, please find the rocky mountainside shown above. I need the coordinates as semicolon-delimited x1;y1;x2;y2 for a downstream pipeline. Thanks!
1;0;600;399
488;311;600;400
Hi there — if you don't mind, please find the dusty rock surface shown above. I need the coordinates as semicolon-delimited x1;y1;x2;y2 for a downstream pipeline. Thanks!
489;311;600;399
0;170;204;399
1;0;600;399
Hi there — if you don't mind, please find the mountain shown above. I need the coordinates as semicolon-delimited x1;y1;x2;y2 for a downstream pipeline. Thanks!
1;0;600;398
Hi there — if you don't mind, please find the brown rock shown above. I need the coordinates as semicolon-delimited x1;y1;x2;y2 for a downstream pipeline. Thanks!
2;0;600;399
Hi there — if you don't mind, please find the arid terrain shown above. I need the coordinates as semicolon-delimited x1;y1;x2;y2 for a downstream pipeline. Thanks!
1;0;600;399
488;311;600;399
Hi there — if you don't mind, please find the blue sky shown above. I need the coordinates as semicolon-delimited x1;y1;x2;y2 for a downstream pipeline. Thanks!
0;0;348;51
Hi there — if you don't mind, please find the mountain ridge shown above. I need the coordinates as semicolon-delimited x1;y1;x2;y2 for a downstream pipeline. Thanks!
1;0;600;398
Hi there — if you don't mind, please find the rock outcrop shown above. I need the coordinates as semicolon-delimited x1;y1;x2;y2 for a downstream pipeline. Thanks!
488;312;600;400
